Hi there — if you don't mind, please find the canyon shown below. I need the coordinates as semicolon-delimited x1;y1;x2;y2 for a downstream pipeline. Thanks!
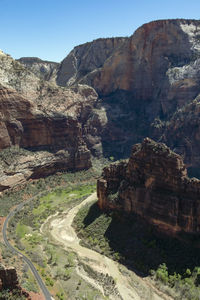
1;19;200;191
2;16;200;300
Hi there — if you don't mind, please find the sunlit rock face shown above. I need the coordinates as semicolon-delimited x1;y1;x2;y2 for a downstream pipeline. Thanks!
17;57;59;82
59;19;200;108
0;84;93;190
97;138;200;235
56;19;200;162
0;51;106;189
56;37;126;87
2;19;200;189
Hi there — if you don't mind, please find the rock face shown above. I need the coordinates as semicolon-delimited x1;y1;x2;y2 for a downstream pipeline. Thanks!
56;19;200;163
0;83;94;190
97;138;200;235
18;57;59;82
161;95;200;177
0;265;31;299
56;37;126;87
0;49;108;189
0;265;18;290
2;19;200;188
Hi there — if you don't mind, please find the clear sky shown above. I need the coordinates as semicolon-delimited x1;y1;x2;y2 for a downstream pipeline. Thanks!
0;0;200;62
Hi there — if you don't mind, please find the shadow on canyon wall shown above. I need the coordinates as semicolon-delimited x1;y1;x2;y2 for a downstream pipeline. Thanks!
82;202;200;277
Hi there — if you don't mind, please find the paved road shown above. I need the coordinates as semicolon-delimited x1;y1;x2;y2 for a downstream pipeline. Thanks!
2;193;52;300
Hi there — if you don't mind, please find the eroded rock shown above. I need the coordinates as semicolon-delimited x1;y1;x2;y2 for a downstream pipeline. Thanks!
97;138;200;235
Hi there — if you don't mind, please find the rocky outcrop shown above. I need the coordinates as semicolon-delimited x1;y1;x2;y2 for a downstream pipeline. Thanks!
58;19;200;110
161;95;200;175
0;84;94;190
56;37;126;87
0;265;18;290
97;138;200;235
2;19;200;187
55;19;200;161
18;57;59;82
0;50;41;99
0;265;31;299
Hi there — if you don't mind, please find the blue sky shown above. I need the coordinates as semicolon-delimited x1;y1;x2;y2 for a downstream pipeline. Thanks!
1;0;200;62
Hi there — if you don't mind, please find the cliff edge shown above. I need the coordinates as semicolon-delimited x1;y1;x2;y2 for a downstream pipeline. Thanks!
97;138;200;235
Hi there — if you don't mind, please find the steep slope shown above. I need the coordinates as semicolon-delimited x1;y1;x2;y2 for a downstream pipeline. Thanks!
0;84;94;190
56;37;126;87
161;94;200;174
17;57;59;82
0;51;107;189
97;138;200;236
1;19;200;187
56;19;200;161
0;50;40;99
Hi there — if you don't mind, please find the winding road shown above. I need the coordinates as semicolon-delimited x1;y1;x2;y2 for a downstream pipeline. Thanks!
2;194;52;300
2;191;172;300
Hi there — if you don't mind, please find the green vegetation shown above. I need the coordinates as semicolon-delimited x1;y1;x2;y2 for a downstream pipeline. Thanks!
21;270;39;293
74;202;113;257
0;289;26;300
9;183;96;235
0;167;97;216
151;264;200;299
16;223;30;238
73;201;200;300
4;165;107;299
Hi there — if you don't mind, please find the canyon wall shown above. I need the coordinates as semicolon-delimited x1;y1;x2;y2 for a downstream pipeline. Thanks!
56;19;200;164
1;19;200;189
97;138;200;235
56;37;126;87
18;57;59;82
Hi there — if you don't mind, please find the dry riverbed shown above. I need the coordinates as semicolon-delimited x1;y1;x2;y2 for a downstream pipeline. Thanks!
44;192;172;300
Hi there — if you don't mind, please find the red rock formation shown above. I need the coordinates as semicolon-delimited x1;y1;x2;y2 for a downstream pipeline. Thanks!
161;95;200;175
56;37;126;87
57;19;200;161
0;266;18;290
0;265;31;299
2;19;200;185
97;138;200;235
0;84;93;190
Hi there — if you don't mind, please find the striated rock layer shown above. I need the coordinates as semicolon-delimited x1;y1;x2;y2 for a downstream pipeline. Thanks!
56;19;200;164
97;138;200;235
17;57;59;82
2;19;200;188
0;83;93;190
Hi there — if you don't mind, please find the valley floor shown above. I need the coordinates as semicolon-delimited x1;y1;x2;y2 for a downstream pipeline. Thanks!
46;192;172;300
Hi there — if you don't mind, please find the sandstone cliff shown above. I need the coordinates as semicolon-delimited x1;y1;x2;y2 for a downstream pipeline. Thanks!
2;19;200;189
56;19;200;163
97;138;200;235
161;94;200;176
0;83;97;190
56;37;126;87
0;49;110;189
